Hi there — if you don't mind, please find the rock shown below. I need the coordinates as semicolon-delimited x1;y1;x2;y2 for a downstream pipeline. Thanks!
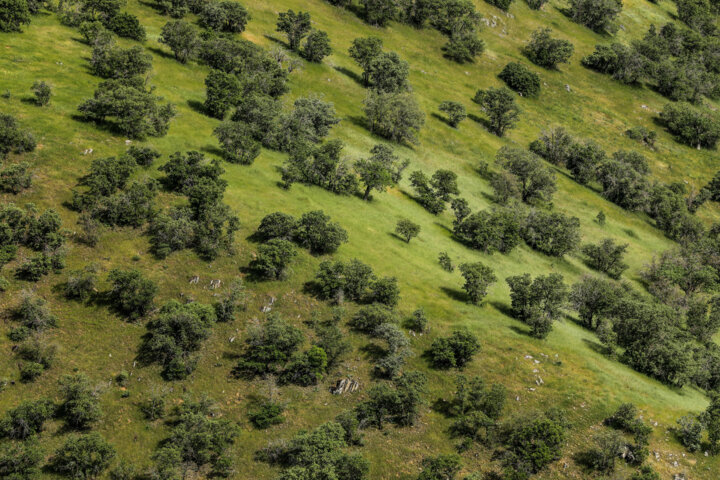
261;306;271;313
331;378;360;395
565;84;571;92
189;275;200;284
641;104;648;109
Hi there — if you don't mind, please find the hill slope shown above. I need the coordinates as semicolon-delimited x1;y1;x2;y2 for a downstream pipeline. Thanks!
1;0;719;478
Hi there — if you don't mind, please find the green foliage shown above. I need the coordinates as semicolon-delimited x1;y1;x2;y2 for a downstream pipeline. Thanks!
406;308;428;332
276;9;311;51
12;291;57;339
453;207;524;254
103;12;145;41
139;300;217;380
19;361;44;382
0;113;36;159
294;210;348;254
362;0;397;27
626;126;656;147
498;62;540;97
569;0;622;34
78;77;176;139
367;51;410;93
199;1;249;33
506;273;567;339
356;143;408;200
0;398;55;439
630;466;661;480
364;90;425;144
447;375;506;444
395;218;420;243
523;28;574;69
280;345;328;386
248;400;285;429
160;20;199;63
577;430;625;472
90;39;152;79
31;80;51;106
428;328;481;369
0;161;31;194
302;30;332;63
233;315;304;378
582;238;629;279
569;275;626;329
495;146;555;204
356;371;427;427
281;139;358;194
0;440;43;480
313;258;376;303
213;278;246;322
704;392;720;453
214;121;260;164
0;0;31;32
438;251;454;272
500;410;568;474
259;421;369;480
473;87;520;137
524;210;581;257
439;101;467;128
106;268;157;319
675;415;703;452
581;43;647;84
140;395;165;420
660;102;720;149
459;262;497;304
50;433;116;480
350;303;397;333
417;454;462;480
58;373;102;430
349;36;384;85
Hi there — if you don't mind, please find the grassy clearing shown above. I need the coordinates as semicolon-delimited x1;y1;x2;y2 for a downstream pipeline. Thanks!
1;0;719;478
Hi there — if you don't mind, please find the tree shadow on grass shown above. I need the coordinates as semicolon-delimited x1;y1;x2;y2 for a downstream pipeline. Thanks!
147;46;176;62
263;34;288;49
199;144;224;158
332;66;363;87
430;112;454;128
582;338;610;356
509;325;534;337
468;113;491;131
433;221;453;234
187;99;206;116
70;113;126;138
359;342;386;363
488;300;514;318
440;286;468;303
388;232;409;243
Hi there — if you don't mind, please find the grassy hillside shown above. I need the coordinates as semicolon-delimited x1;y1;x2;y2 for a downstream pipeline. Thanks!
1;0;719;478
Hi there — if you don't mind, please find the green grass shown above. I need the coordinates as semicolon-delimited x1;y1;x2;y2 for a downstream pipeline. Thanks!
1;0;719;478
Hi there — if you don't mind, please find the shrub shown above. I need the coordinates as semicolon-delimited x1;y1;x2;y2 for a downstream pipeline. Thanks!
454;207;525;254
356;371;427;427
626;126;656;147
506;273;567;339
276;9;311;51
524;210;581;257
138;300;216;380
498;62;540;97
439;251;454;272
0;0;31;32
524;28;574;69
256;212;297;241
127;145;160;167
58;373;102;430
660;102;720;149
0;441;42;479
294;210;348;254
439;101;467;127
13;292;57;338
0;161;31;194
428;328;481;369
280;346;328;386
64;266;98;301
485;0;513;10
140;396;165;420
350;303;396;333
582;238;629;279
369;275;400;306
582;43;647;84
569;0;622;34
458;262;496;305
495;146;555;204
418;454;462;480
675;415;702;452
31;81;51;106
529;126;575;165
50;433;116;480
364;90;425;144
501;411;567;474
214;121;261;164
248;400;285;429
107;268;157;319
0;399;54;439
406;308;428;332
355;143;408;200
525;0;548;8
0;113;36;159
19;362;44;383
104;12;146;41
233;315;304;378
160;19;199;63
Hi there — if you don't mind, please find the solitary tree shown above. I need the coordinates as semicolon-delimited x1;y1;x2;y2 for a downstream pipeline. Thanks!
0;0;31;32
459;262;497;305
474;87;520;137
582;238;629;279
524;28;574;69
355;144;407;200
395;218;420;243
366;51;410;93
439;101;467;128
276;10;311;51
495;146;556;204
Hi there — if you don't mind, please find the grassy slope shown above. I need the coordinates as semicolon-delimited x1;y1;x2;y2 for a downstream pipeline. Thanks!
1;0;719;478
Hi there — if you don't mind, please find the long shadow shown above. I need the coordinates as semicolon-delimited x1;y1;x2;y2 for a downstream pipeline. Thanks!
509;325;534;337
388;232;409;243
488;300;514;318
440;286;468;303
263;34;288;48
346;115;368;130
433;221;453;234
332;65;363;86
431;112;453;128
187;99;207;116
199;144;224;158
20;97;40;106
468;113;491;131
582;338;609;356
147;46;176;61
359;342;386;363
